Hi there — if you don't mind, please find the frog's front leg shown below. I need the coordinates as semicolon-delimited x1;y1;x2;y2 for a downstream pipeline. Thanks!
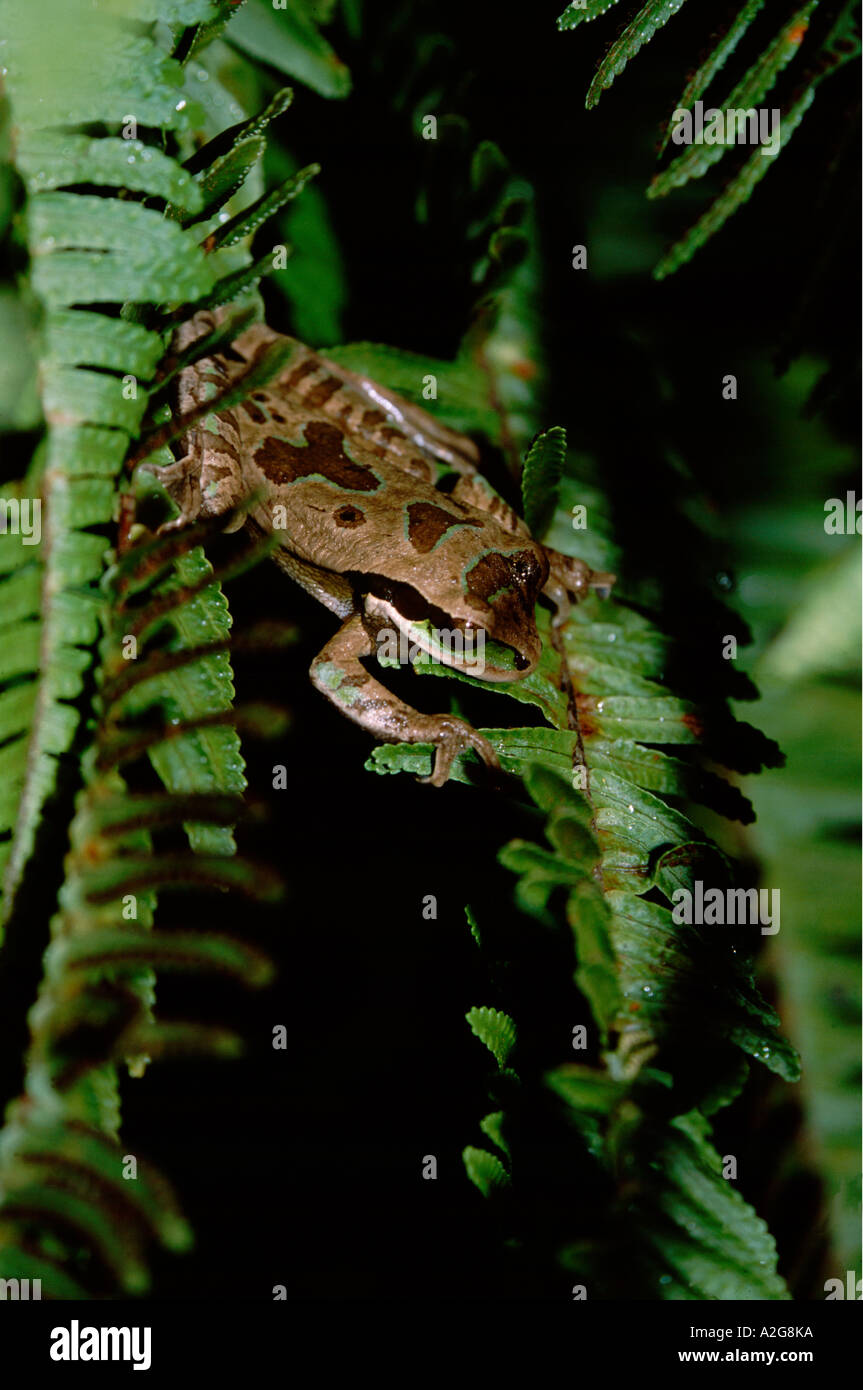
309;613;500;787
542;548;615;622
142;312;250;532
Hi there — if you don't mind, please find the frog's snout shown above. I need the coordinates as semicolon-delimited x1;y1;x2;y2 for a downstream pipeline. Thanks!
478;629;543;683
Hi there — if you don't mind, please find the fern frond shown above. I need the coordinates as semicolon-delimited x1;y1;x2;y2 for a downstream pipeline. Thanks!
226;0;352;99
658;0;767;156
0;0;216;924
463;999;517;1194
0;0;316;1295
653;3;861;276
558;1;622;32
566;0;861;273
463;1145;511;1194
586;0;690;109
653;90;814;279
466;1006;518;1069
0;508;285;1293
548;1073;791;1298
649;4;816;197
522;426;566;539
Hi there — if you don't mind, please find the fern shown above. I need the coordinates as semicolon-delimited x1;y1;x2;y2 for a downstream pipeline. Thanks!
521;426;566;540
226;0;352;99
0;509;284;1294
585;0;690;109
463;1000;517;1194
0;0;315;1295
562;0;861;275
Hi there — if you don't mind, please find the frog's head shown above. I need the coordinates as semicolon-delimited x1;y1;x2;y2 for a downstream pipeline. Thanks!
452;544;548;680
366;542;549;683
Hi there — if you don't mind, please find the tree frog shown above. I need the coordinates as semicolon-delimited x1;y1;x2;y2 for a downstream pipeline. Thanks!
149;311;614;785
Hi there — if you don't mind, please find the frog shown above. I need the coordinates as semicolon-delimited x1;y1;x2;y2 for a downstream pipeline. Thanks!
147;310;614;786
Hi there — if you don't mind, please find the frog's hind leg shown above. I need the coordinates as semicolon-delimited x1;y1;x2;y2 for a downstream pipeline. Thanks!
309;613;500;787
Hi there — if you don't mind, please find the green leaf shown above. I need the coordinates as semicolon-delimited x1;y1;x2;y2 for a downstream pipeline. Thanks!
16;133;204;209
588;739;754;823
606;892;800;1082
366;726;578;783
33;246;213;309
204;164;320;250
558;1;622;33
658;0;767;156
463;1145;511;1195
0;290;41;430
479;1111;510;1158
44;311;165;379
324;343;499;439
112;546;245;856
45;929;273;988
466;1006;517;1068
521;425;566;539
465;904;481;945
3;8;202;132
628;1111;792;1299
189;135;266;222
653;89;815;280
0;1246;89;1300
760;547;862;684
0;1180;150;1293
267;147;346;344
586;0;690;109
649;5;816;197
227;0;351;99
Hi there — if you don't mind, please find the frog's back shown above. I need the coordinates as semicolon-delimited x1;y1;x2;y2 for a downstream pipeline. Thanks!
229;322;480;479
239;403;527;579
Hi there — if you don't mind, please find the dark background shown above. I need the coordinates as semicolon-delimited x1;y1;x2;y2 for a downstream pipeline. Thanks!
1;0;859;1301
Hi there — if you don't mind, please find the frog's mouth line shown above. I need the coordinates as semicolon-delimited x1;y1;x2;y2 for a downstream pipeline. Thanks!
364;595;538;682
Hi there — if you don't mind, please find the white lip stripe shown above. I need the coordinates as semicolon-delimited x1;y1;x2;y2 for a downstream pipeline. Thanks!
365;596;487;669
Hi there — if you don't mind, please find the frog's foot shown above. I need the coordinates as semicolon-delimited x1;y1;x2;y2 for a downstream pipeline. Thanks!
543;548;615;625
414;715;501;788
310;614;501;788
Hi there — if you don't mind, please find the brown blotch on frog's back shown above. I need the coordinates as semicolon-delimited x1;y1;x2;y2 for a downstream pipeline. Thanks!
407;500;482;554
405;456;433;481
281;357;320;391
361;408;387;429
239;399;267;424
253;420;381;492
304;375;343;409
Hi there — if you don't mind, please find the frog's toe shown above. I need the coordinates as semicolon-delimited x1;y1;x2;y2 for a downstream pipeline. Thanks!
589;570;616;600
419;716;500;787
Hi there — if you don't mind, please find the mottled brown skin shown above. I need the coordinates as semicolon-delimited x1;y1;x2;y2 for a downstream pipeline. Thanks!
151;311;614;786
